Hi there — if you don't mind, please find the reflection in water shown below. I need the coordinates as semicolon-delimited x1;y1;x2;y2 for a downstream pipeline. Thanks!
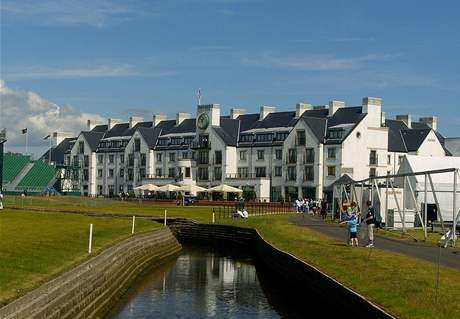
109;245;284;319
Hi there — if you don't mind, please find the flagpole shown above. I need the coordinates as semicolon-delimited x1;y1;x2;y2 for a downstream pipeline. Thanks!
49;135;52;164
25;130;28;155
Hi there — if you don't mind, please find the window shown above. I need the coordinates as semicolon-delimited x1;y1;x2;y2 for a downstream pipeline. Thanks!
78;141;84;154
328;129;344;139
255;167;266;177
239;150;247;160
128;154;134;166
97;185;103;195
255;133;273;142
257;150;265;160
398;155;404;165
182;151;189;159
73;155;78;166
275;149;283;160
156;168;162;176
287;167;296;181
134;138;141;152
170;137;182;145
288;149;297;163
214;167;222;180
327;148;336;159
168;168;175;178
120;168;124;178
156;153;162;162
369;150;378;165
327;166;336;177
84;155;89;167
109;154;114;164
297;130;306;145
83;169;89;181
120;154;124;164
184;136;194;145
387;154;391;165
369;168;377;177
157;138;168;146
140;153;146;166
305;148;315;163
198;167;209;180
305;166;314;181
198;150;209;164
274;166;282;177
169;152;175;162
109;169;114;178
128;168;134;181
275;132;289;141
215;151;222;165
185;167;191;178
98;155;103;164
108;185;114;196
98;169;103;178
238;167;248;178
239;134;253;143
139;168;146;179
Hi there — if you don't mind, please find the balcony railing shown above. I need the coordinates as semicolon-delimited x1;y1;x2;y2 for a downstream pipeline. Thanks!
225;173;269;179
191;140;211;149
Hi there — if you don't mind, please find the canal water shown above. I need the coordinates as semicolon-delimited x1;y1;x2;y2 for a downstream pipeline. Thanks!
108;245;309;319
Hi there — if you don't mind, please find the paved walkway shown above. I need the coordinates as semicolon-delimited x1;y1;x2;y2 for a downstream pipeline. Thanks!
291;214;460;271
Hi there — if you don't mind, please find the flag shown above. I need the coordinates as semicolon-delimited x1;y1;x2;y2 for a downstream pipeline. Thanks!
43;134;51;140
21;128;28;134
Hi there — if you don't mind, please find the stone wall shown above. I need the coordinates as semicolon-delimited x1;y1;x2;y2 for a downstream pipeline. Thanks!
0;228;181;319
168;219;395;319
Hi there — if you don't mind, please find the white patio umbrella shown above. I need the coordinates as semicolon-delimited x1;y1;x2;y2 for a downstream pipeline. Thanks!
206;184;243;193
157;184;181;192
176;184;207;193
134;184;159;191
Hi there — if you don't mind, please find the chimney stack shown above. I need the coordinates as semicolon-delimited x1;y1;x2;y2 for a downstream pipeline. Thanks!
381;112;386;126
129;116;144;128
296;103;313;117
230;108;245;119
419;116;437;131
259;106;276;121
52;132;74;147
87;120;95;131
152;114;167;127
107;118;122;130
328;100;345;116
362;97;382;128
176;112;191;126
396;114;412;128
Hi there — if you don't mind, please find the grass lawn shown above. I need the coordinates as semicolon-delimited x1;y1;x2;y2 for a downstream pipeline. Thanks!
0;209;160;306
221;215;460;319
4;195;216;223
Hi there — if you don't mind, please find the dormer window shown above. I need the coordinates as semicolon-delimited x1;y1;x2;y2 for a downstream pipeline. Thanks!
170;137;182;145
239;134;253;143
255;133;273;142
328;129;344;139
157;138;168;146
275;132;289;141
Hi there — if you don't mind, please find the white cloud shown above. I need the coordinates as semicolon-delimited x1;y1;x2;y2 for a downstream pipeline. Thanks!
242;53;400;71
0;81;105;146
1;0;141;27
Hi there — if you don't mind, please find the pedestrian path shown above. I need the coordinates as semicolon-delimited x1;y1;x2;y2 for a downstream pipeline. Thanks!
291;214;460;271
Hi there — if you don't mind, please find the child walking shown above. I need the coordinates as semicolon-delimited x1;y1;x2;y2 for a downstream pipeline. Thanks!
340;211;359;247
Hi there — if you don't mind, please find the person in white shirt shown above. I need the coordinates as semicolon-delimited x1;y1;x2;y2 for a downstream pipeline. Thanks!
0;192;3;210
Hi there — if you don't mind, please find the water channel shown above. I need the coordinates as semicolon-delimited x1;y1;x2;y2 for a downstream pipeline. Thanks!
108;245;310;319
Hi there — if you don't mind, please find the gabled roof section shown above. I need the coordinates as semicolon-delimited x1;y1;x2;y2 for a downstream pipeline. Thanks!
385;119;409;152
81;131;105;151
400;128;431;152
237;113;262;132
327;106;363;127
214;118;240;146
40;137;77;164
104;123;130;138
302;117;327;142
445;137;460;156
301;108;329;118
137;127;158;149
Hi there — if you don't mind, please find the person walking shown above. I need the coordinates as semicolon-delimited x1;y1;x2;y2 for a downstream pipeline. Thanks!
340;210;359;247
364;200;375;247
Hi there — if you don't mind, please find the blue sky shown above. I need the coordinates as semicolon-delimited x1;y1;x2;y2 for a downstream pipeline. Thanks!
2;0;460;146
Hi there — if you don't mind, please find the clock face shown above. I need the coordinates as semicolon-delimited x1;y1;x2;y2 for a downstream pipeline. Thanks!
197;113;209;130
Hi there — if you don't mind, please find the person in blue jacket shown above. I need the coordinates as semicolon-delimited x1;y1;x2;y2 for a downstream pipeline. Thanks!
340;211;359;247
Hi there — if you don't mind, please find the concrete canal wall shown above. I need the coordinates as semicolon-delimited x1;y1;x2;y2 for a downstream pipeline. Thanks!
168;218;395;319
0;228;181;319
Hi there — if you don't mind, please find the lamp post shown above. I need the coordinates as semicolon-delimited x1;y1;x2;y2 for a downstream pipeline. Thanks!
0;129;7;194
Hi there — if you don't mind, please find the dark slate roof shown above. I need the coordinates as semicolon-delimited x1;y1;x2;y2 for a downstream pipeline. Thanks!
163;119;196;135
400;129;431;152
410;122;430;130
104;123;130;138
252;111;297;130
237;113;261;132
301;108;329;118
40;137;76;164
91;124;108;133
214;118;240;146
445;137;460;156
137;127;157;149
327;107;363;127
302;117;327;142
81;131;105;151
385;119;409;152
327;174;355;188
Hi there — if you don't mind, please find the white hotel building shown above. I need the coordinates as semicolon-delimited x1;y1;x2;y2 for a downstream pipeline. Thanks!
53;97;449;201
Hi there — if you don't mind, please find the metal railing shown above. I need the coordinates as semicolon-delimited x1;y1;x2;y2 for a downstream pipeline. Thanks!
214;202;294;219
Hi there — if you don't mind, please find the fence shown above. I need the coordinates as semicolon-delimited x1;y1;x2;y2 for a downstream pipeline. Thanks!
214;202;294;219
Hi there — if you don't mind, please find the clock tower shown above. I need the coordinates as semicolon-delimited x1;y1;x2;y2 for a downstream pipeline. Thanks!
196;104;220;132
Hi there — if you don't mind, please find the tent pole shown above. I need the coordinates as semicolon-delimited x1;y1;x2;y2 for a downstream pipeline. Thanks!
453;170;457;247
424;174;428;240
385;173;389;230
